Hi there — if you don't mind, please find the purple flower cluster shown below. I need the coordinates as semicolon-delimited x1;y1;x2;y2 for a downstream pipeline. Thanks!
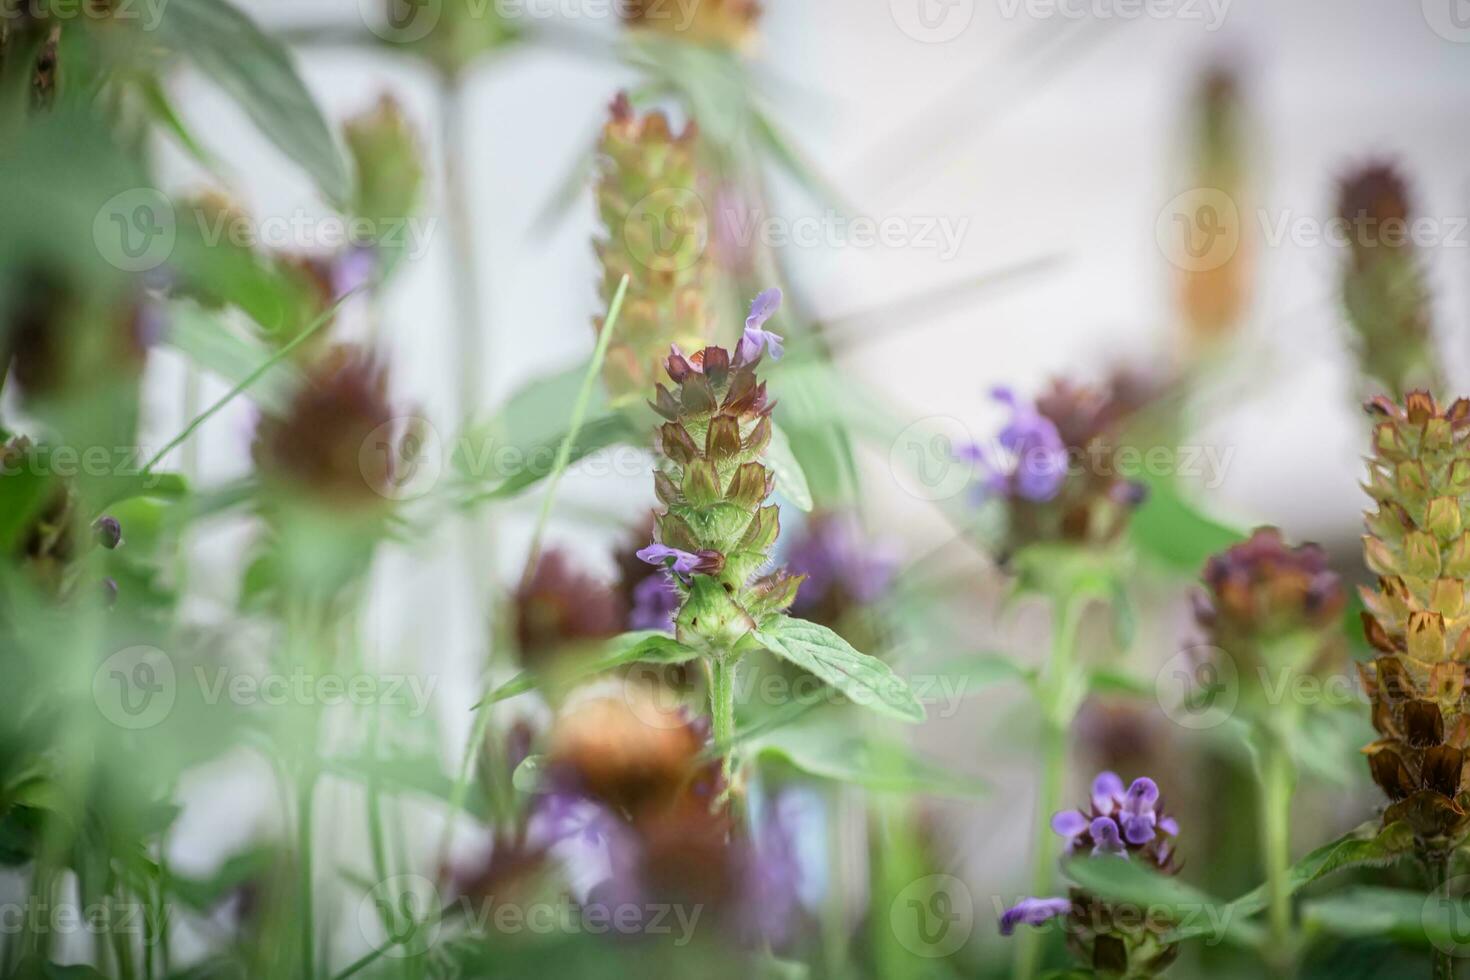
959;387;1067;503
1000;771;1180;937
786;512;899;614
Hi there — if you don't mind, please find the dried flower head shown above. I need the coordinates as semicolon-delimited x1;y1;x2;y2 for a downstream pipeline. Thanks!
594;93;715;406
1194;527;1346;700
1359;392;1470;848
1336;163;1439;396
622;0;762;49
1001;771;1182;977
252;344;401;506
513;549;625;670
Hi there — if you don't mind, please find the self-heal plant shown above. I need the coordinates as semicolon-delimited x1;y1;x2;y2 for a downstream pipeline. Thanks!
1002;771;1183;978
636;289;924;792
1194;526;1345;969
1359;393;1470;940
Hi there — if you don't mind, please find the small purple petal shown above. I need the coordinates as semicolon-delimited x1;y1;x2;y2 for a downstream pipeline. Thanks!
1120;813;1156;845
1091;771;1124;814
636;544;698;576
746;288;782;331
1124;777;1160;813
999;897;1071;936
1159;816;1180;837
1050;810;1089;839
1090;817;1127;857
629;574;679;632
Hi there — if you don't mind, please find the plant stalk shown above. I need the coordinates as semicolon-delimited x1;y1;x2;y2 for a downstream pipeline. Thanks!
1258;721;1297;974
1014;595;1084;980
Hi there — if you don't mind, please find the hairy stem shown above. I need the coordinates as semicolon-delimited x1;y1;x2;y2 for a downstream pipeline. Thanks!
1257;722;1297;974
710;656;739;792
1428;853;1458;980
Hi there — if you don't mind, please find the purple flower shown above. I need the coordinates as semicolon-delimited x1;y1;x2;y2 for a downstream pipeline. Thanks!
1092;771;1124;815
636;544;700;576
736;288;784;363
1051;810;1089;840
1090;817;1127;857
999;897;1071;936
959;387;1067;503
741;791;805;946
1120;777;1160;845
629;573;679;633
787;513;899;612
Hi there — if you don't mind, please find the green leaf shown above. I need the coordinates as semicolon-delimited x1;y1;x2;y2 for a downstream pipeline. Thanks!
472;631;698;708
754;617;925;723
156;0;351;204
456;413;638;504
1064;856;1260;948
754;712;986;796
0;467;53;553
767;423;813;512
1129;474;1243;572
1302;887;1447;946
165;301;300;412
1170;820;1415;943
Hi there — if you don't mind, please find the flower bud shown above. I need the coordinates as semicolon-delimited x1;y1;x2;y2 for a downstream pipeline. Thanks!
344;94;424;232
622;0;762;50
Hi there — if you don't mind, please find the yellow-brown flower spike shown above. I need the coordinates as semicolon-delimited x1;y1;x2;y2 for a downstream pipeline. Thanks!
1360;391;1470;849
622;0;762;50
1178;66;1253;351
594;94;715;407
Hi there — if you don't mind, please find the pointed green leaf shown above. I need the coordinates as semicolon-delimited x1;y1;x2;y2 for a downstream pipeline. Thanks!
472;631;697;708
754;616;925;723
1064;856;1259;948
754;712;985;796
767;423;813;512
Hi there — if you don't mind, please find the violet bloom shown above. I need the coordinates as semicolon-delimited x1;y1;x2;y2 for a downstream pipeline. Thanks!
331;245;379;298
999;897;1071;936
1089;817;1128;857
1120;777;1160;845
1052;771;1179;857
959;386;1067;503
786;513;899;612
636;543;701;576
736;288;784;363
741;792;805;947
628;573;679;633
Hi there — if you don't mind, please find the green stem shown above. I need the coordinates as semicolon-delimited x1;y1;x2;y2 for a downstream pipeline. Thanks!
298;764;317;980
1258;723;1296;974
710;655;739;791
1429;854;1457;980
1014;595;1084;980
